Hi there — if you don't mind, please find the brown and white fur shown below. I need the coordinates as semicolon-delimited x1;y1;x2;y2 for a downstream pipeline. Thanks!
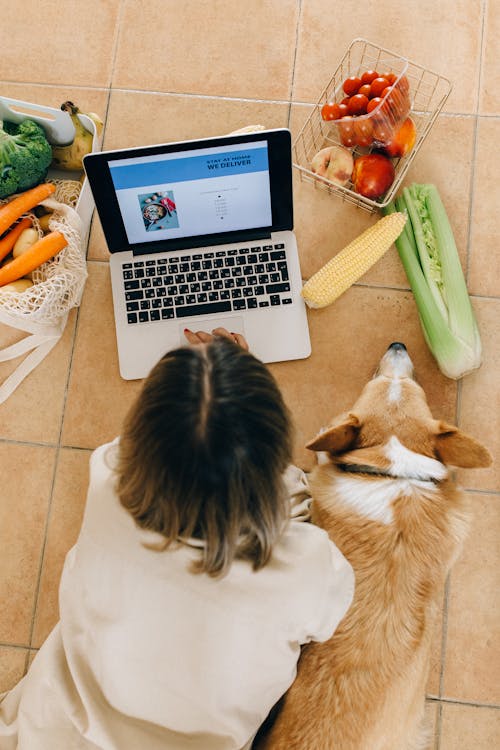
257;343;491;750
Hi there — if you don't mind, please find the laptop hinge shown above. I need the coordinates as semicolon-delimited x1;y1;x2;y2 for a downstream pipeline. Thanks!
131;229;273;256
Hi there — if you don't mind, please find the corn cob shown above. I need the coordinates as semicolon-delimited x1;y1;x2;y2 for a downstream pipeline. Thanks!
301;212;407;309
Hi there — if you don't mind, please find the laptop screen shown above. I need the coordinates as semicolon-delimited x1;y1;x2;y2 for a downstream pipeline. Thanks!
109;140;273;246
83;128;293;255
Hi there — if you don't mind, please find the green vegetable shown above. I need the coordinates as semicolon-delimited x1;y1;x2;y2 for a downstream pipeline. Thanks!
0;119;52;199
384;183;481;380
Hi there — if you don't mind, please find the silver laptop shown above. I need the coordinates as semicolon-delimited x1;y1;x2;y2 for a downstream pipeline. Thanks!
83;128;311;380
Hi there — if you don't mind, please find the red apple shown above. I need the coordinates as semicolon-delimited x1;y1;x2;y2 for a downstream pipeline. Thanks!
381;117;417;158
351;154;395;199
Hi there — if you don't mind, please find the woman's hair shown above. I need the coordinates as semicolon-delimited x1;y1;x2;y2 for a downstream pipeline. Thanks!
115;337;293;578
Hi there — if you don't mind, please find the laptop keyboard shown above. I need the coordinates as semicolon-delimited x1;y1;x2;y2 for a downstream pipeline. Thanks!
122;243;292;325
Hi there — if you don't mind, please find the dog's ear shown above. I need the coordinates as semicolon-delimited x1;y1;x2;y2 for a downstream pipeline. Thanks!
434;421;492;468
306;414;360;454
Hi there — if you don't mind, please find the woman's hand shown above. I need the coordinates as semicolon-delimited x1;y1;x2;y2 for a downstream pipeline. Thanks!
183;327;249;351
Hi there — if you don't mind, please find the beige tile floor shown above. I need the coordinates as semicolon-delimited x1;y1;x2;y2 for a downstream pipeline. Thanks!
0;1;499;747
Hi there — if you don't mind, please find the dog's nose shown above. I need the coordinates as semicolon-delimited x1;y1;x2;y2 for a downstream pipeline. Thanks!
377;342;414;379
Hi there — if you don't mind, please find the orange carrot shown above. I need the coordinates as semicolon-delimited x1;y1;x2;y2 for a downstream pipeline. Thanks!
0;217;33;262
0;183;56;237
0;231;67;287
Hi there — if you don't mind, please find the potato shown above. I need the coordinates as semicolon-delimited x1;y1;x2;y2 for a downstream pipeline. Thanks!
13;228;39;258
38;212;53;233
0;278;34;293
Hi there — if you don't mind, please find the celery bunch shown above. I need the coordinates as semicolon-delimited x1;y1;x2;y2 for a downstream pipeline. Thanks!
384;184;481;379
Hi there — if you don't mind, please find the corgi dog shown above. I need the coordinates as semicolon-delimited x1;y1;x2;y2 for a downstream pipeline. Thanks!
257;342;491;750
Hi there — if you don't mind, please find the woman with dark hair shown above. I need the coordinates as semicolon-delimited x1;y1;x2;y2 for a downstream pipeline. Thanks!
0;328;354;750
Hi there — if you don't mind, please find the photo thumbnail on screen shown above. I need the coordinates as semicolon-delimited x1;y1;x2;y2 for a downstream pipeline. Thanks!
139;191;179;232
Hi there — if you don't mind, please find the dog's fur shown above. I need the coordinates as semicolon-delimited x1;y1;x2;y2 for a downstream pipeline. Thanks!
256;343;491;750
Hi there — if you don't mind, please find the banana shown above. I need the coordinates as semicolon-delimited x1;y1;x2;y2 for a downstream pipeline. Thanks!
51;101;99;171
84;111;104;138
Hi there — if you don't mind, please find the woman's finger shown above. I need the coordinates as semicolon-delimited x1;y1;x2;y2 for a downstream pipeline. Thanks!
184;327;249;350
211;327;234;342
231;332;250;350
212;328;249;350
183;328;211;345
193;330;214;344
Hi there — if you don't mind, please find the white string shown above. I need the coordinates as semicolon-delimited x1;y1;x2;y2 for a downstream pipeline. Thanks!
0;181;87;325
0;181;88;403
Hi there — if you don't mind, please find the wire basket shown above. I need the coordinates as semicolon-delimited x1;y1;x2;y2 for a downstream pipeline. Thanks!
292;38;452;214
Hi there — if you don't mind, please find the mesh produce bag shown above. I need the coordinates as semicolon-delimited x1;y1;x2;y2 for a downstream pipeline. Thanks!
0;181;88;403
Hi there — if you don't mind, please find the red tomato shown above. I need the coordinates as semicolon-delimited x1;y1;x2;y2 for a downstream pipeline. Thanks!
347;94;369;115
341;96;351;106
354;118;373;136
366;97;383;113
355;134;373;148
383;88;409;120
381;87;392;99
337;117;357;147
361;69;379;85
369;77;390;98
358;84;372;97
397;75;410;96
380;72;398;86
338;102;350;117
354;118;374;147
321;102;342;121
343;76;362;96
372;121;393;144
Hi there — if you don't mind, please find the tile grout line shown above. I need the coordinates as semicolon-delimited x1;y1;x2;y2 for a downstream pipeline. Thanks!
104;0;127;118
286;0;303;129
26;233;94;650
0;437;58;449
439;2;487;719
111;0;127;81
455;0;486;434
25;317;84;652
0;437;96;452
351;281;499;303
22;0;126;656
446;2;487;698
2;77;500;121
0;80;111;93
463;0;487;288
99;88;294;108
25;190;106;648
434;701;443;750
22;648;31;678
96;0;124;150
437;574;451;721
427;695;500;711
458;0;487;435
25;444;62;654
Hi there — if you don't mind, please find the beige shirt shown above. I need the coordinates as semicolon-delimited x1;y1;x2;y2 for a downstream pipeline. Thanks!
0;441;354;750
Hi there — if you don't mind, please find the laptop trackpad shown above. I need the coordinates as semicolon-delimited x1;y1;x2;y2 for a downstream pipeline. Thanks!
179;316;245;343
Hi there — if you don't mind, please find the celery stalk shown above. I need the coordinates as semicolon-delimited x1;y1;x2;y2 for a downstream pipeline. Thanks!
384;185;481;379
425;185;481;357
402;186;448;321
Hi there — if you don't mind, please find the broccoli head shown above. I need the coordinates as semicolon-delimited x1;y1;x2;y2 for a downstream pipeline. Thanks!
0;119;53;199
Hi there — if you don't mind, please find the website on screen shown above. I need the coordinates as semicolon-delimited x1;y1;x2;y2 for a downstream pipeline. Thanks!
109;141;273;245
